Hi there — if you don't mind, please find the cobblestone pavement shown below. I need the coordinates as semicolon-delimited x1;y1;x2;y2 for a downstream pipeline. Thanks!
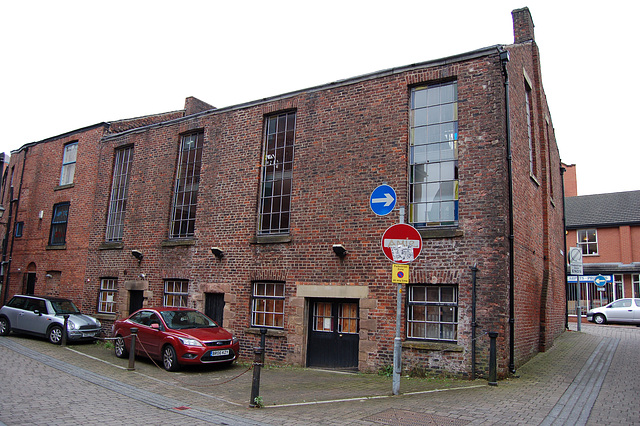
0;323;638;425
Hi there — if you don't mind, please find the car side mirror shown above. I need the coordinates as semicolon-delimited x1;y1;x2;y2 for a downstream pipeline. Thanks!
34;310;42;316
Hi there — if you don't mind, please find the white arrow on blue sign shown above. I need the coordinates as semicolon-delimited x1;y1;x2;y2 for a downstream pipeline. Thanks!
370;184;397;216
594;275;607;287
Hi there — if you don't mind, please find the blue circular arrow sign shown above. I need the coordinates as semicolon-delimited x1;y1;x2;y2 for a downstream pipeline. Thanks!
594;275;607;287
370;185;397;216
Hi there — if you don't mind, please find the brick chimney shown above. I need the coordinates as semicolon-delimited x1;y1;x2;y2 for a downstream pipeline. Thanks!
184;96;216;116
512;7;535;43
562;163;578;197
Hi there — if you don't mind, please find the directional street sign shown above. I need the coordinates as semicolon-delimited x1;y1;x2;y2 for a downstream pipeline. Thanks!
381;223;422;263
594;275;607;287
370;185;396;216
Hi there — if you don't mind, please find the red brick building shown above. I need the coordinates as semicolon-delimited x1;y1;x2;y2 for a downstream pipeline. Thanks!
0;8;565;378
563;166;640;314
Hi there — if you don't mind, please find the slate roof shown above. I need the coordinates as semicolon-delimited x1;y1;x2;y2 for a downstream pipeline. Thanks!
565;190;640;228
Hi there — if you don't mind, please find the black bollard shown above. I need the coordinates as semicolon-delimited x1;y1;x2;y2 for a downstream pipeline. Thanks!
488;331;498;386
249;346;263;407
250;328;267;407
127;328;138;371
61;315;69;346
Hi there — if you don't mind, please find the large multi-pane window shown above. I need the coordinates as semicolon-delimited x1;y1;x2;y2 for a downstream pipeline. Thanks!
98;278;117;314
170;132;203;238
251;282;285;328
164;279;188;307
409;82;458;227
407;284;458;341
577;229;598;255
633;275;639;298
49;202;70;246
259;111;295;234
60;142;78;185
525;82;538;177
105;146;133;242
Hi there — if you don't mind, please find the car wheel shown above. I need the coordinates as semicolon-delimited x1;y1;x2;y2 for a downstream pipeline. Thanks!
0;317;10;336
48;325;63;344
114;336;128;358
594;314;606;325
162;345;180;371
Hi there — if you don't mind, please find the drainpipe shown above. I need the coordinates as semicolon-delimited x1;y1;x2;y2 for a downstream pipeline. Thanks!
560;166;568;330
499;47;516;374
2;147;27;305
471;263;478;380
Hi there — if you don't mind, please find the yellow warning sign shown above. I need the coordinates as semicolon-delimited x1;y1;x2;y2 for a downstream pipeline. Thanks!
392;264;409;284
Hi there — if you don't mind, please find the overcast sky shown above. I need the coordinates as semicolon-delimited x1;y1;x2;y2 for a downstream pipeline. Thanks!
1;1;637;196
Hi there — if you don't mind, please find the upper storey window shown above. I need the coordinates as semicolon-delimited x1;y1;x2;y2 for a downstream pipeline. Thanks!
577;229;598;255
259;111;295;235
170;132;203;238
60;142;78;185
409;82;458;227
105;146;133;242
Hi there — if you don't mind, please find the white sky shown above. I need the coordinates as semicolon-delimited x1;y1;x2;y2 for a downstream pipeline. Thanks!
1;0;637;196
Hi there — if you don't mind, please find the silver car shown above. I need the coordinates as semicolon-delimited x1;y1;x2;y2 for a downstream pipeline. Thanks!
586;298;640;325
0;295;101;344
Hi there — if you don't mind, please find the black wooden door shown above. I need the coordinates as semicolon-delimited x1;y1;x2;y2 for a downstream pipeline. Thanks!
129;290;143;315
205;293;225;325
25;273;36;295
307;299;359;369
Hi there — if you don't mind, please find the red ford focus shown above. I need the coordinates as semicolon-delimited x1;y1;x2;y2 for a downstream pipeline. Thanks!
112;307;240;371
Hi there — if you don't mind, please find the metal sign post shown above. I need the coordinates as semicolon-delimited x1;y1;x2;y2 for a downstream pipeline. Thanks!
569;247;583;331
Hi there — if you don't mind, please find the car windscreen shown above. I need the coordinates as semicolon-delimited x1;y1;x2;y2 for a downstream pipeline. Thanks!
160;310;218;330
50;300;81;315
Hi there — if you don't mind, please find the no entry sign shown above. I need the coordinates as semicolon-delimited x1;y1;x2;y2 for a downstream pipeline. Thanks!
381;223;422;263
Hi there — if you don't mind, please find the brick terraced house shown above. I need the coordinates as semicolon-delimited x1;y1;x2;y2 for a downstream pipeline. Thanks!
0;8;565;378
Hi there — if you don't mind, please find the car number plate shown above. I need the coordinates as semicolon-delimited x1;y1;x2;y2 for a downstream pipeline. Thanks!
210;349;229;356
82;332;96;338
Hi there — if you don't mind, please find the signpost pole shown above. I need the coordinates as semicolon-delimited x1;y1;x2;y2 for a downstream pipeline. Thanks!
392;282;402;395
392;206;405;396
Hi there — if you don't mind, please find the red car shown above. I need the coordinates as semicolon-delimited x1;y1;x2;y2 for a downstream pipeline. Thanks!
111;307;240;371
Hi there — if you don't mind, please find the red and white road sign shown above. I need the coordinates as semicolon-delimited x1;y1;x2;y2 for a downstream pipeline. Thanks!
381;223;422;263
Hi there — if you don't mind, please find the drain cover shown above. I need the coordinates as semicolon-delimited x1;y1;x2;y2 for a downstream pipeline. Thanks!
365;408;470;425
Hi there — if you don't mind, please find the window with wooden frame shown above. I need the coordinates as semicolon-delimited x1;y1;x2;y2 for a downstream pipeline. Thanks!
251;282;285;328
409;81;459;227
49;202;70;246
60;142;78;186
164;279;189;307
407;284;458;342
98;278;118;314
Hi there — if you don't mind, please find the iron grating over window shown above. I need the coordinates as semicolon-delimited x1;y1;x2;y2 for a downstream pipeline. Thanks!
259;112;295;234
105;146;133;242
170;132;203;238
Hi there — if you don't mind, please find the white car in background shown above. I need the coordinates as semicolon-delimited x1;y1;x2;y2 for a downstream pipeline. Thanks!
587;298;640;325
0;294;101;344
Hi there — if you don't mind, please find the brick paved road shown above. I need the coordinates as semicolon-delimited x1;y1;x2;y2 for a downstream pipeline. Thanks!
0;323;638;425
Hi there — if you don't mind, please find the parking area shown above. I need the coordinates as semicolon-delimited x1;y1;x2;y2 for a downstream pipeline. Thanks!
1;323;639;425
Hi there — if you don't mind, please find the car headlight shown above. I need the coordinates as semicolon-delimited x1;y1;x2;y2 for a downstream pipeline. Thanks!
178;337;203;347
95;319;101;327
232;337;239;345
67;320;77;330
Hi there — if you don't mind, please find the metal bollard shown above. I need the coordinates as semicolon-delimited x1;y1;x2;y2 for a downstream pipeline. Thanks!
61;315;69;347
249;328;267;407
127;328;138;371
488;331;498;386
